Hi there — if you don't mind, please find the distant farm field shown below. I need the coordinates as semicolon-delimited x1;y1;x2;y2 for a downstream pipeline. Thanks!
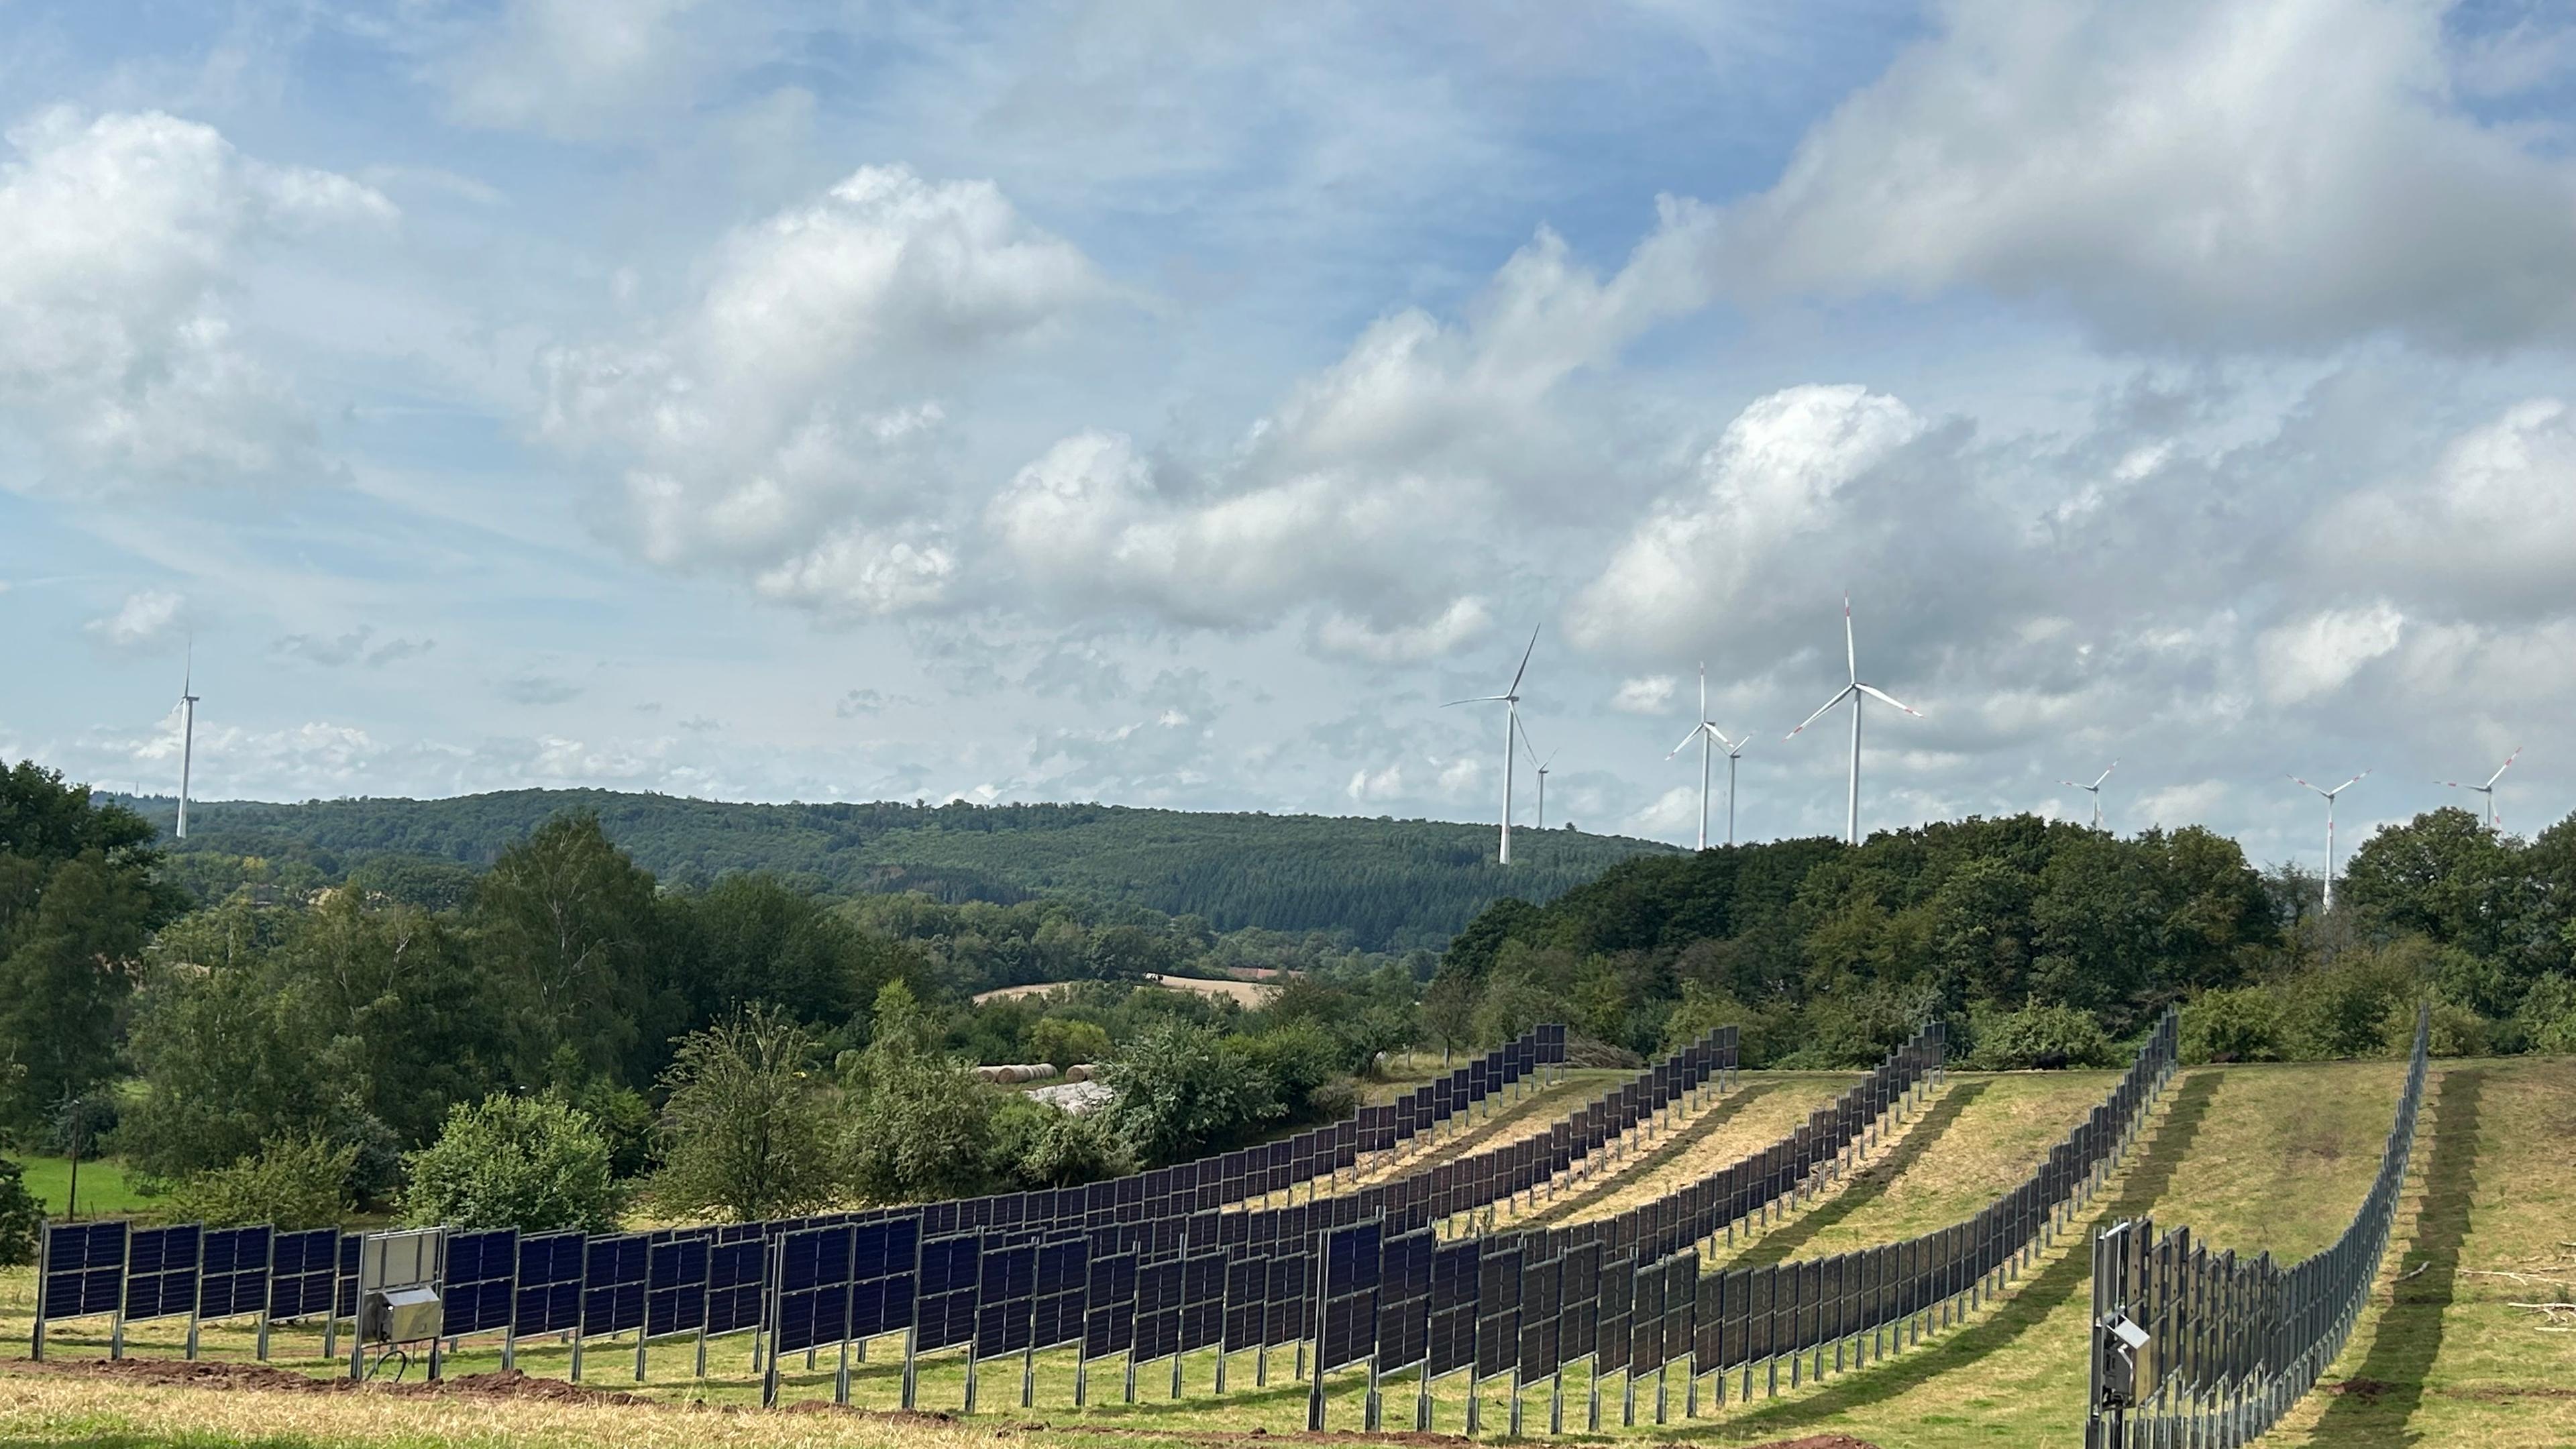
5;1057;2570;1449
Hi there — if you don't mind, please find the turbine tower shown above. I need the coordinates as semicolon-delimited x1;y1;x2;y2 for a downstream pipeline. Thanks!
1520;722;1557;835
2292;771;2369;913
2440;747;2522;830
1446;627;1538;864
1668;663;1754;848
176;649;199;841
1788;594;1921;845
2059;760;2118;830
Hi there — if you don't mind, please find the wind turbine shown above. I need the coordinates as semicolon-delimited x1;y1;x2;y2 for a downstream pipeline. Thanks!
1788;594;1921;846
176;646;199;841
1667;663;1754;848
1446;627;1538;864
1520;720;1557;835
2291;770;2369;913
2059;760;2118;830
2441;747;2522;830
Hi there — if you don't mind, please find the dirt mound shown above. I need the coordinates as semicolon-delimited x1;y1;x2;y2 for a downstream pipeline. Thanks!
4;1358;649;1406
2324;1377;2394;1403
12;1358;344;1393
1741;1437;1885;1449
420;1368;648;1405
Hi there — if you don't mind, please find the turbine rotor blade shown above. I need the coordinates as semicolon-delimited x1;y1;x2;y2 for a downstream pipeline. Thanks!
2093;760;2118;787
1444;695;1511;707
1788;684;1857;737
1507;625;1539;697
1667;724;1707;759
2486;747;2523;788
1843;594;1857;684
1854;682;1921;716
2331;770;2370;796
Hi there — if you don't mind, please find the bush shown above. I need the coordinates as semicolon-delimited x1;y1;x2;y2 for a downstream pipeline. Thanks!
0;1157;37;1266
987;1097;1130;1189
163;1136;355;1229
1024;1017;1112;1072
1970;1002;2114;1070
649;1006;843;1222
2516;974;2576;1056
2284;945;2419;1059
2387;1000;2489;1058
400;1093;622;1232
1102;1020;1281;1165
2181;986;2286;1064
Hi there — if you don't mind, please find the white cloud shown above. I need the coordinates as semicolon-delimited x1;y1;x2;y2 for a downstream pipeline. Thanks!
84;590;187;651
2137;779;2228;828
548;167;1099;615
1436;755;1484;798
1611;675;1677;713
274;627;435;668
1702;0;2576;350
1624;784;1702;839
1316;598;1491;663
1345;763;1405;802
1568;384;1927;653
498;671;584;706
2322;398;2576;608
423;0;722;140
988;430;1470;630
0;108;393;495
2255;602;2406;706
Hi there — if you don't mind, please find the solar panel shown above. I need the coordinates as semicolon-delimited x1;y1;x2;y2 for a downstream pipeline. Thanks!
916;1234;982;1352
1517;1252;1562;1382
513;1232;584;1336
774;1225;857;1356
1375;1230;1434;1371
123;1224;202;1323
265;1228;337;1323
1316;1222;1381;1374
1472;1240;1520;1379
1428;1238;1478;1377
645;1232;709;1340
574;1234;645;1338
1595;1252;1633;1373
1263;1249;1311;1351
1082;1251;1136;1359
704;1231;765;1337
335;1233;360;1320
442;1228;519;1338
40;1220;127;1322
1132;1256;1183;1363
974;1241;1036;1359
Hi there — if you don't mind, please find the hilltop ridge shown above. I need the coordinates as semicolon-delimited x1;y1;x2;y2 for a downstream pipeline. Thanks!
121;789;1678;951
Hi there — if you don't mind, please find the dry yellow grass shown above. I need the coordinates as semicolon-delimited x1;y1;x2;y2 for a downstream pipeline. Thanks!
1770;1071;2122;1260
1538;1074;1864;1229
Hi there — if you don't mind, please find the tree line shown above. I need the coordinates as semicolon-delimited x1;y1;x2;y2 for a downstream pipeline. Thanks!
0;763;1426;1236
124;787;1672;950
1430;810;2576;1069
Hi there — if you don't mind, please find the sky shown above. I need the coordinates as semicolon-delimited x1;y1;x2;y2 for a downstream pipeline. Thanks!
3;0;2574;875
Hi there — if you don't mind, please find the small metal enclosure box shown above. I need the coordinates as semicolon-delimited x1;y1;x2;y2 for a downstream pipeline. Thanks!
363;1285;444;1345
2098;1313;2149;1404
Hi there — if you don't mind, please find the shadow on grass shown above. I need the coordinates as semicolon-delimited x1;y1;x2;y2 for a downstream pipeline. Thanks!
1664;1070;2224;1444
1521;1083;1787;1228
1727;1082;1992;1269
2310;1067;2485;1448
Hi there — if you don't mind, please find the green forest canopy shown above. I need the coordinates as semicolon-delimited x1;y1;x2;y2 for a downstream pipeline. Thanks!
119;790;1675;951
1430;808;2576;1070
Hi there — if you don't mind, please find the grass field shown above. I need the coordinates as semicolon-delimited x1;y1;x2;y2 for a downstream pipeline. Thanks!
11;1157;161;1219
5;1058;2571;1449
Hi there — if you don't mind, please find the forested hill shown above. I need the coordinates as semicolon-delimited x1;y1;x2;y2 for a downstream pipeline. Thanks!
122;791;1677;950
